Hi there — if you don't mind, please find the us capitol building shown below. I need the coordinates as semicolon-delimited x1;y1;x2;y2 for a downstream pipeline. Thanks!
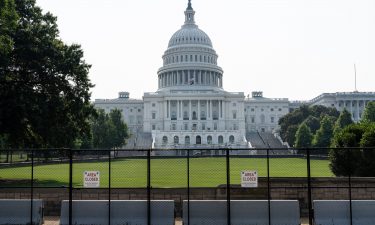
95;1;375;151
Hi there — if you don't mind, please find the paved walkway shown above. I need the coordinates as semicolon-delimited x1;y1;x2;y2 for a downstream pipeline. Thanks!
44;217;309;225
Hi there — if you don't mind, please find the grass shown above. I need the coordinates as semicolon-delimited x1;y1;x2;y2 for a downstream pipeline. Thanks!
0;157;333;188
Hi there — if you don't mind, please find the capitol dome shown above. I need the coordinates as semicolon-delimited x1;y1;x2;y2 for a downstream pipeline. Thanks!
157;0;224;91
168;25;213;48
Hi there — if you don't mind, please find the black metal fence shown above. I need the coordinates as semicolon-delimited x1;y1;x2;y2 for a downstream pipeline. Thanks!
1;148;375;225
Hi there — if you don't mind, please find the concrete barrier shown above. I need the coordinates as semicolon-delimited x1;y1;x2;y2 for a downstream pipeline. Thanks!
314;200;375;225
183;200;300;225
0;199;44;225
60;200;174;225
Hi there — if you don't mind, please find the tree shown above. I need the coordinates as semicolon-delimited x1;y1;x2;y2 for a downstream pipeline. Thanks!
313;116;334;153
0;0;95;148
358;124;375;176
279;105;339;147
109;109;129;149
294;123;313;148
329;124;364;176
91;109;129;149
303;116;320;134
362;102;375;123
0;0;18;60
333;109;353;135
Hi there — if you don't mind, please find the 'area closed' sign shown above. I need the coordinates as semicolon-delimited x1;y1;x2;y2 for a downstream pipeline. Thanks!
241;170;258;188
83;171;100;188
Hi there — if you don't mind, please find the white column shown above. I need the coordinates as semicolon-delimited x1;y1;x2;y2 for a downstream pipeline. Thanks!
356;100;360;121
198;100;201;120
164;101;168;119
210;100;213;119
189;100;192;120
350;100;353;120
206;100;209;119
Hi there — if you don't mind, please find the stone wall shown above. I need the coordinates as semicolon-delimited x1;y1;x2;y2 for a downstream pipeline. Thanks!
1;178;375;216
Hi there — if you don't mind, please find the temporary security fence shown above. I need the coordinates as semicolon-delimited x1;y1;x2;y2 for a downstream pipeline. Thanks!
0;147;375;225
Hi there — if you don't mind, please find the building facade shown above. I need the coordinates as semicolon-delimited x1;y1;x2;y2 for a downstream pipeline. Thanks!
94;1;375;149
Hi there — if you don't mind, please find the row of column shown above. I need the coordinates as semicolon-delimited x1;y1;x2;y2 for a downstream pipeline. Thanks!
164;100;224;120
158;70;223;88
339;100;372;121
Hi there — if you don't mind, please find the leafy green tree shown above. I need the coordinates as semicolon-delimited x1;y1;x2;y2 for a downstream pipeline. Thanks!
329;123;375;176
294;123;313;148
333;109;353;135
362;102;375;123
279;105;339;147
91;109;128;149
313;116;334;147
0;0;18;59
0;0;95;148
358;124;375;176
109;109;129;149
303;116;320;134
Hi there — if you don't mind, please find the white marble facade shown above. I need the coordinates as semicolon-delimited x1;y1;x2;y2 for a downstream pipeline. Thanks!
94;1;375;149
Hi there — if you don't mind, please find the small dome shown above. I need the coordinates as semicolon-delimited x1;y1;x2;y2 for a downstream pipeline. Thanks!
168;26;213;48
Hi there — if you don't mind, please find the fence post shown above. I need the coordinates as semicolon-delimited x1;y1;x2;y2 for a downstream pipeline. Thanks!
187;149;190;225
348;148;353;225
108;150;111;225
147;149;151;225
69;149;73;225
30;149;34;225
306;148;313;225
226;148;231;225
266;148;271;225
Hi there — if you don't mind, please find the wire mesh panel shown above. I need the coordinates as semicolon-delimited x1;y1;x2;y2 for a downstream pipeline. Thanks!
110;149;148;225
268;148;306;224
63;150;110;225
0;150;40;225
310;148;350;225
185;149;228;225
151;149;187;221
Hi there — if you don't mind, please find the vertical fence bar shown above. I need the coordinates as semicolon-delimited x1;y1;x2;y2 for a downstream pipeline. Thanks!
147;149;151;225
30;149;34;225
306;148;313;225
69;149;73;225
187;149;190;225
348;148;353;225
226;148;231;225
266;148;271;225
108;150;111;225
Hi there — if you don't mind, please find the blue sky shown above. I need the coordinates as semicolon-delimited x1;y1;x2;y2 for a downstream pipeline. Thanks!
36;0;375;100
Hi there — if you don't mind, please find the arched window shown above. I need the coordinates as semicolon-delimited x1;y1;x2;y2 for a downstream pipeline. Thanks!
196;136;201;144
185;136;190;145
192;111;197;120
207;136;213;144
218;136;224;144
229;135;235;144
174;136;179;144
162;136;168;145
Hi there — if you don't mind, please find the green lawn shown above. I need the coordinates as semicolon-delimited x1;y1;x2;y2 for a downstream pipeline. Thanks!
0;157;333;188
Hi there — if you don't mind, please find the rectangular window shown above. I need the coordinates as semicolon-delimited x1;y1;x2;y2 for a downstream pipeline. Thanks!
152;125;156;130
233;111;237;119
251;117;255;123
184;123;188;130
214;123;217;130
152;112;156;119
271;117;274;123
